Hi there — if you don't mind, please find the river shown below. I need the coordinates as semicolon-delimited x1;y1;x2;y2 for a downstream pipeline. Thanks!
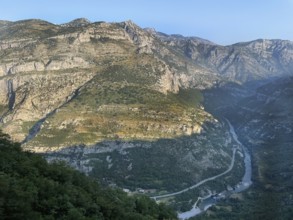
178;120;252;220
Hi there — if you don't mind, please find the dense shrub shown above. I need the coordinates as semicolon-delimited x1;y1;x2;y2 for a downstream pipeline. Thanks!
0;131;177;220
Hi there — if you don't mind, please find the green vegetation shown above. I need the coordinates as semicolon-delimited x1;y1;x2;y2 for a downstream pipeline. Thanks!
86;123;234;194
169;152;245;212
194;188;293;220
0;19;58;40
21;121;37;135
0;131;177;220
200;79;293;219
175;88;203;108
26;63;210;148
0;104;8;116
181;141;293;219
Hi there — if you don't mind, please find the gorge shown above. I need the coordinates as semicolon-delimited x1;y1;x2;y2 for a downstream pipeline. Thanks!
0;18;292;219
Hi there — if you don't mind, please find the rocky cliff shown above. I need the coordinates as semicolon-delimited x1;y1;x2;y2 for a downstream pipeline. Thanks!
1;19;293;147
0;19;246;197
0;19;220;145
1;19;293;202
156;33;293;83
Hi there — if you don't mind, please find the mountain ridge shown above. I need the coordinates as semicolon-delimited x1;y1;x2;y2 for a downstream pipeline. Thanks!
1;18;293;148
1;18;293;216
0;19;214;151
0;19;244;202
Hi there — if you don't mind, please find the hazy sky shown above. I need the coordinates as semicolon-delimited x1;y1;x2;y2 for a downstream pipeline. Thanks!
1;0;292;45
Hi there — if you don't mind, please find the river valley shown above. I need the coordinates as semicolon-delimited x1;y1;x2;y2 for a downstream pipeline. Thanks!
178;120;252;219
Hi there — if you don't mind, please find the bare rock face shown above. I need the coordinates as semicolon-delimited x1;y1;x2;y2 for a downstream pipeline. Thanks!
1;71;96;141
157;34;293;83
122;20;156;54
0;19;218;148
4;18;292;197
62;18;91;27
158;65;180;93
1;18;293;152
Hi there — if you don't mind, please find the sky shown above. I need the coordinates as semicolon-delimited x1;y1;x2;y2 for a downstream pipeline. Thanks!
0;0;293;45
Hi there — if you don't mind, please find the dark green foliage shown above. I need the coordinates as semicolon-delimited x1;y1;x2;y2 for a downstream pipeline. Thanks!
89;127;231;193
200;77;293;219
193;187;293;220
175;88;203;108
0;131;177;220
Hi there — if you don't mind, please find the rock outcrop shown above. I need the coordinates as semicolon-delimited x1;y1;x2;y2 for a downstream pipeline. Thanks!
0;19;217;147
5;18;291;201
157;34;293;83
1;18;293;149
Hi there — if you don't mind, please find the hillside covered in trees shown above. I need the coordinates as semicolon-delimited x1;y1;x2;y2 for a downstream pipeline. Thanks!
0;131;177;220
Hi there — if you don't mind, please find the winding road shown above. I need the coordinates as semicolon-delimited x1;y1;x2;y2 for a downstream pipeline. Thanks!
151;119;251;201
151;145;237;200
178;120;252;219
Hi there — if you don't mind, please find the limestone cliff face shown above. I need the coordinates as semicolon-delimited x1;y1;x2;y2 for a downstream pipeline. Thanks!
156;34;293;83
1;18;293;151
1;18;271;195
122;20;156;54
0;19;217;147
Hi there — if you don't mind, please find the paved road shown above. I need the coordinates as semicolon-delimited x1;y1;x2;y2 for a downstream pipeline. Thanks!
151;147;237;200
178;120;252;219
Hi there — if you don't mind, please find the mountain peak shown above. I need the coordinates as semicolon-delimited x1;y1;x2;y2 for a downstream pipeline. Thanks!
0;20;12;26
62;18;91;27
144;27;157;35
120;19;140;30
124;19;135;25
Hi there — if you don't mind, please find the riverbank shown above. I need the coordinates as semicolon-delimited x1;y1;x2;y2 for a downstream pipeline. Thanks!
178;120;252;219
151;148;236;200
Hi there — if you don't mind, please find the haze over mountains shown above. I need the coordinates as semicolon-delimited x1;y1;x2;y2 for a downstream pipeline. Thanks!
1;18;292;144
0;18;292;219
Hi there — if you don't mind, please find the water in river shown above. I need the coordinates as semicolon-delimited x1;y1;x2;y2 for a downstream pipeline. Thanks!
178;121;252;220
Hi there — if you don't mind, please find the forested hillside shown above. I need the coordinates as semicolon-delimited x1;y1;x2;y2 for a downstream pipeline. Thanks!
0;131;177;220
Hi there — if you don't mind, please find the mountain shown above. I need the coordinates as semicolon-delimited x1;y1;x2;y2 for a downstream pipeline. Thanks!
1;19;293;146
198;77;293;219
0;19;219;144
229;77;293;191
156;33;293;83
1;18;293;216
0;19;235;206
61;18;91;27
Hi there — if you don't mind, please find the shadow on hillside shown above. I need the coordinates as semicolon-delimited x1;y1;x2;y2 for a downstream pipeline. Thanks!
41;119;235;193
